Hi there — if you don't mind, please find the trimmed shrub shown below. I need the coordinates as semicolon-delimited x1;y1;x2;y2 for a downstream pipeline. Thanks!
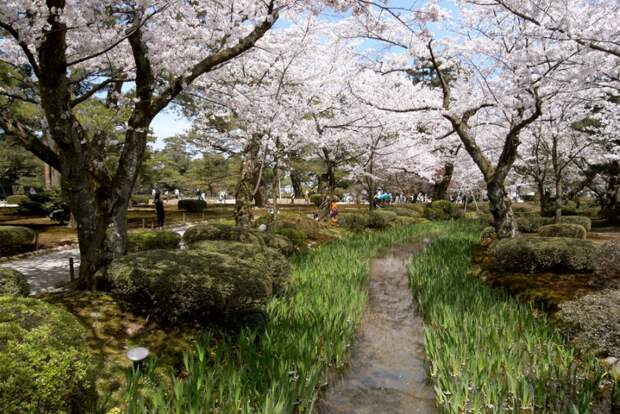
107;249;273;324
0;226;36;256
391;207;422;218
0;267;29;296
489;237;595;273
272;227;307;250
131;194;151;207
309;194;322;206
191;240;291;292
480;226;497;247
5;194;28;205
338;213;369;232
559;215;591;232
538;223;587;239
127;230;181;252
516;214;553;233
0;297;95;414
592;241;620;277
178;199;207;212
368;210;398;229
183;224;262;246
430;200;458;215
256;232;295;256
424;206;451;221
270;217;319;240
396;216;430;226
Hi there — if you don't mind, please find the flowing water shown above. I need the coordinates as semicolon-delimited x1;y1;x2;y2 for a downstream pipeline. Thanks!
318;243;435;414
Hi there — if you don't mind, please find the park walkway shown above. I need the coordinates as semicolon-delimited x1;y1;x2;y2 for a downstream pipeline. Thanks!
318;242;435;414
0;223;197;295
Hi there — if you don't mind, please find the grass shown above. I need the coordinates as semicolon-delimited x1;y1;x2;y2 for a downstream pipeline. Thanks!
111;220;453;413
408;226;609;413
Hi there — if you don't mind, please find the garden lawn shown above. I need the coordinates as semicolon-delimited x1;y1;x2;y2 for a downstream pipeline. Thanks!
117;220;459;413
408;229;608;413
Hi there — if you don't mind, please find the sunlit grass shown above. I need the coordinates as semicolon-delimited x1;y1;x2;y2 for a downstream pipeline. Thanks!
408;230;609;413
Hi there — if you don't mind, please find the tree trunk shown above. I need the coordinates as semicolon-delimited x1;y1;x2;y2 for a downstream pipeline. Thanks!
271;148;280;218
235;136;261;227
290;169;304;198
432;162;454;201
487;180;518;238
554;177;563;223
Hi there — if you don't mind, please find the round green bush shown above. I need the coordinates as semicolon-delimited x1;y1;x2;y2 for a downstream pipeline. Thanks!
559;215;591;232
0;267;29;296
516;214;553;233
309;194;322;207
183;224;262;246
339;213;369;232
270;217;319;239
177;199;207;212
190;240;290;292
390;207;422;218
489;237;595;273
538;223;587;239
395;216;429;226
106;249;273;324
424;206;451;221
0;226;36;256
127;229;181;252
0;297;95;414
253;231;295;256
130;194;151;207
368;210;398;229
273;227;307;250
592;241;620;277
5;194;28;205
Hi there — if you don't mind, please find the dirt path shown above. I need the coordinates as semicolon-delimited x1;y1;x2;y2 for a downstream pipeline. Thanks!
0;223;198;295
318;242;435;414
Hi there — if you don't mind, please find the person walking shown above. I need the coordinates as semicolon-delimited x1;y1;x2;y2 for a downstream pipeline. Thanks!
329;199;339;225
154;190;165;227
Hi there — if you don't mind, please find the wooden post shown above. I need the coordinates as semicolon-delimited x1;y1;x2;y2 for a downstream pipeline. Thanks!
142;218;145;228
34;232;39;251
69;258;75;281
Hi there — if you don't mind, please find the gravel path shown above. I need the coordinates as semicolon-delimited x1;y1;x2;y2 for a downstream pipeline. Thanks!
1;224;197;295
318;242;435;414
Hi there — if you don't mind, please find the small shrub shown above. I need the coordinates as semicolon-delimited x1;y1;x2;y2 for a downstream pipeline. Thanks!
256;232;295;256
430;200;457;215
107;249;273;324
16;189;67;216
480;226;497;247
391;207;422;218
270;217;319;240
490;237;595;273
191;240;291;292
309;194;322;207
0;267;29;296
592;241;620;277
0;297;95;414
183;224;262;246
396;216;429;226
0;226;36;256
424;206;451;221
178;199;207;212
5;194;28;205
368;210;398;229
516;214;553;233
559;215;591;232
273;227;307;250
131;194;151;207
538;223;587;239
339;213;369;232
127;230;181;252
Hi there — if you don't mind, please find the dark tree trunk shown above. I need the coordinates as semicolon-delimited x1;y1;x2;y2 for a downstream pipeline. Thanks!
554;178;563;223
290;169;304;198
235;136;261;227
432;162;454;201
487;180;518;238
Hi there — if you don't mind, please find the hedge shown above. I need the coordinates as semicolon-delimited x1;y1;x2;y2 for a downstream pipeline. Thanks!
538;223;587;239
0;267;29;296
107;249;273;324
5;194;28;205
592;241;620;277
368;210;398;229
489;237;595;273
270;217;319;240
272;227;307;250
0;297;95;414
183;224;262;246
0;226;36;256
516;215;553;233
390;207;423;218
338;213;369;232
190;240;290;293
559;215;591;232
131;194;151;207
178;199;207;212
424;200;459;221
127;230;181;253
253;231;295;256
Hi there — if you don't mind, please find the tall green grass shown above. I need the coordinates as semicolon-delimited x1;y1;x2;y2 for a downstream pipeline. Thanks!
408;229;607;413
119;221;466;413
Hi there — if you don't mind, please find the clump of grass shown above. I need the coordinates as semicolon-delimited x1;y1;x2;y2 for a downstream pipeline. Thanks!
408;231;608;413
116;221;472;413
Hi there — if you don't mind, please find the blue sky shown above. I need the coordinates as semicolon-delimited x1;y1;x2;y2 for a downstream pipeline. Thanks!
150;0;458;149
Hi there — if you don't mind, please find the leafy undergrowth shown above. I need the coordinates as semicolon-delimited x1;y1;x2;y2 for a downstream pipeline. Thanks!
409;230;609;413
113;220;462;413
